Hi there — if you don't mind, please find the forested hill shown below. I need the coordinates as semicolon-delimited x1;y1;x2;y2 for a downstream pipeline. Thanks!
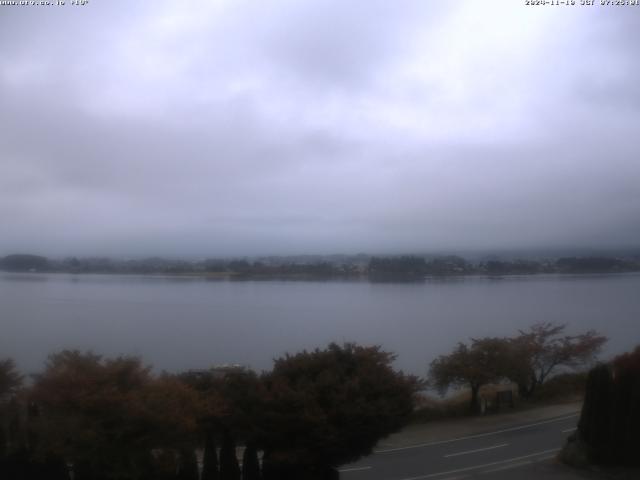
0;254;49;272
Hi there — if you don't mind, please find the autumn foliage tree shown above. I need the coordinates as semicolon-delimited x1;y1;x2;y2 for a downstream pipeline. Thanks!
178;367;262;480
29;351;201;480
0;359;22;400
258;343;420;479
429;324;607;411
511;322;607;398
429;337;513;412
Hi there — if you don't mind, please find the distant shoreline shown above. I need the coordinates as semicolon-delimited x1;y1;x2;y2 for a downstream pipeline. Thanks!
2;269;640;282
2;253;639;280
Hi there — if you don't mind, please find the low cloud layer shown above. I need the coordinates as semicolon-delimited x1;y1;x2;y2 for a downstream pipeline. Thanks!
1;0;639;257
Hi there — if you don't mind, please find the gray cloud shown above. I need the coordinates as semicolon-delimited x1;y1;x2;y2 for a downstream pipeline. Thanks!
1;0;639;257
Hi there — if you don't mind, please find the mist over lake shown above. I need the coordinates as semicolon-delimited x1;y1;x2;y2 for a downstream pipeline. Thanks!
2;272;638;377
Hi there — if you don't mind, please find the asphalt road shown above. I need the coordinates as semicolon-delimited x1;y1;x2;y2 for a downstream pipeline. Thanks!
339;413;580;480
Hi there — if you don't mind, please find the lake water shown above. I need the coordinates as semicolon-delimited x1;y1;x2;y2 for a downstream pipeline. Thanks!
1;272;639;377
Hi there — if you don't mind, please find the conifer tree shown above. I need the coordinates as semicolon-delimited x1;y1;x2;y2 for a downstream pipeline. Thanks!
219;430;240;480
241;443;260;480
177;448;199;480
201;431;219;480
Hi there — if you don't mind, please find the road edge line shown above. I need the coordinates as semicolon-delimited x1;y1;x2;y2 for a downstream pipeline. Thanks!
397;448;561;480
376;413;578;454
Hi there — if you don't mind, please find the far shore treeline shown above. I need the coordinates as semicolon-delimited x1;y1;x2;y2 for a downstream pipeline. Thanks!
1;252;640;278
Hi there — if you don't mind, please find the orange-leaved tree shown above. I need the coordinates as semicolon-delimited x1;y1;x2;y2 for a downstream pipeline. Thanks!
30;350;201;480
511;322;607;398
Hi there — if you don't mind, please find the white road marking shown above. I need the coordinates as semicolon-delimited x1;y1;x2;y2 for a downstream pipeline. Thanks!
376;413;578;453
562;427;577;433
444;443;508;458
481;460;531;474
481;453;558;474
397;448;560;480
338;466;372;473
535;454;559;461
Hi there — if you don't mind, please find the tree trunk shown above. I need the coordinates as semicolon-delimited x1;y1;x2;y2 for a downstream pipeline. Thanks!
517;382;529;399
470;384;480;413
529;378;539;397
517;376;538;399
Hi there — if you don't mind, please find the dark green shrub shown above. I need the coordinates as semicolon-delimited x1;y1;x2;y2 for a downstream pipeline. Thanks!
573;346;640;466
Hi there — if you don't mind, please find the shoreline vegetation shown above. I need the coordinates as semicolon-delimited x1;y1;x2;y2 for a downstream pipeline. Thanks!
1;253;640;280
1;343;420;480
412;372;587;424
0;325;616;478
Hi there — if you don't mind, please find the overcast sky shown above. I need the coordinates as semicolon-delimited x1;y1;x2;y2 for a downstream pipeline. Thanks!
1;0;639;257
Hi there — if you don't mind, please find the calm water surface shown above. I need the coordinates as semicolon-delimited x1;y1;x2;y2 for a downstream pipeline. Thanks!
1;272;639;376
